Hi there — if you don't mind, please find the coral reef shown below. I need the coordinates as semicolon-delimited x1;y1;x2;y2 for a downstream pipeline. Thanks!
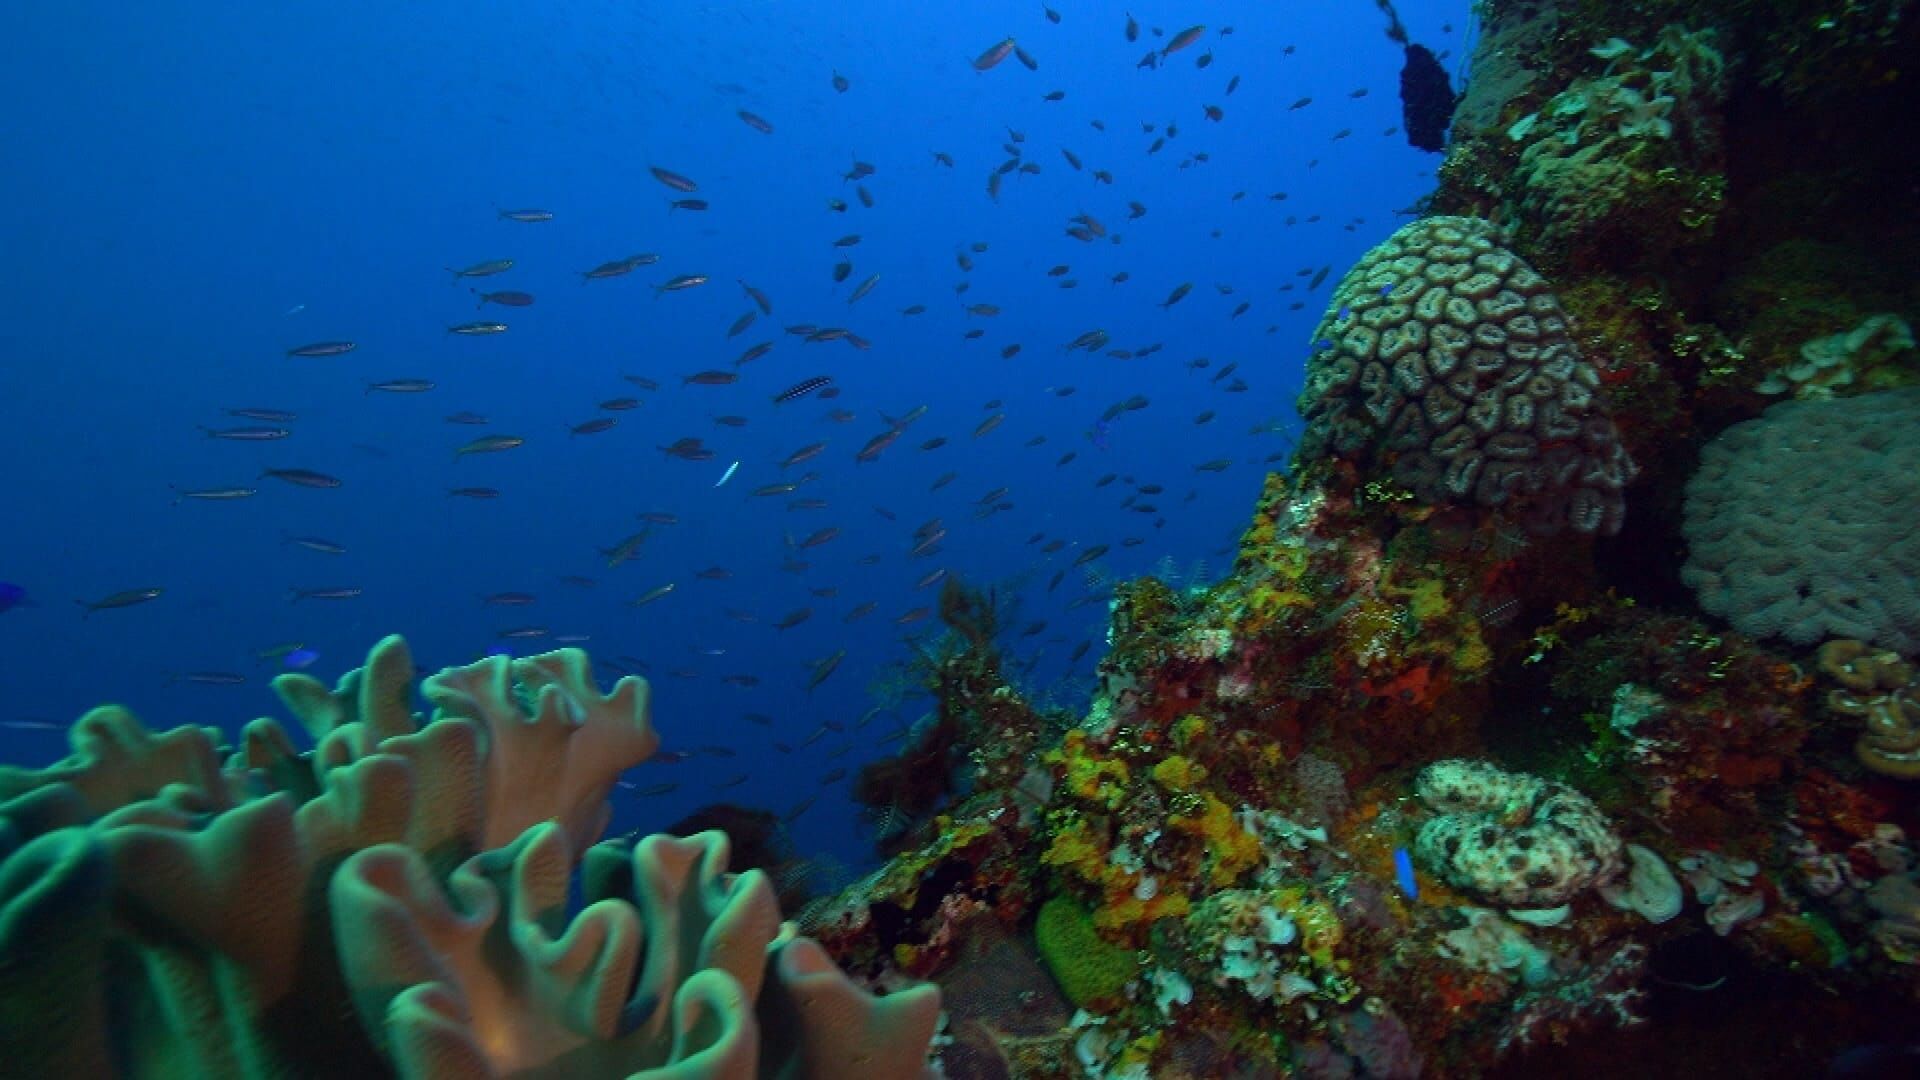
0;636;939;1079
1681;388;1920;652
1297;216;1637;536
16;4;1920;1073
787;2;1920;1072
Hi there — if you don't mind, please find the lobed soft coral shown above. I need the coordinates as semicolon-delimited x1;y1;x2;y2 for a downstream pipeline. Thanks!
1818;638;1920;780
0;635;940;1080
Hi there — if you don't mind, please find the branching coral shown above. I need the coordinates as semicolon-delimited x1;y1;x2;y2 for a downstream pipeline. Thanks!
0;636;940;1079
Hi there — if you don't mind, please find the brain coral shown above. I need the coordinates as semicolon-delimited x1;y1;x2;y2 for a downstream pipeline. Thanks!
1298;216;1637;535
1681;388;1920;652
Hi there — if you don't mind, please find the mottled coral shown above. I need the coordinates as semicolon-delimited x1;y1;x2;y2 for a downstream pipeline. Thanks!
0;636;939;1080
1413;759;1624;908
1681;388;1920;652
1298;216;1637;536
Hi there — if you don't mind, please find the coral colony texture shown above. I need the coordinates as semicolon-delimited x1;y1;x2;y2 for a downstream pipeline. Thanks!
1681;387;1920;653
8;5;1920;1080
0;637;941;1080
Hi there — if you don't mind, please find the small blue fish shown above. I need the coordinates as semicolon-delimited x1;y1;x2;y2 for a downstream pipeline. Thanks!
1393;847;1419;900
0;582;28;614
1336;306;1351;320
1379;284;1393;296
1315;339;1336;350
283;647;321;670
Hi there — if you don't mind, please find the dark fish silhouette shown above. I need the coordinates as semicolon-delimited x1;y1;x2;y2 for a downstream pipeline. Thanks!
1377;0;1456;152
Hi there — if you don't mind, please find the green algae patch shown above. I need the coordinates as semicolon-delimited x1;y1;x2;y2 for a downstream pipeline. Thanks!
1035;896;1137;1009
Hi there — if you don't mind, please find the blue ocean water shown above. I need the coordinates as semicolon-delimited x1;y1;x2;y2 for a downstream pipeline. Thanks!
0;0;1452;869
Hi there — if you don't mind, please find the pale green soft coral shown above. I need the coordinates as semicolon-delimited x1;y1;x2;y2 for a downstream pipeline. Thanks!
1508;25;1725;146
0;636;941;1080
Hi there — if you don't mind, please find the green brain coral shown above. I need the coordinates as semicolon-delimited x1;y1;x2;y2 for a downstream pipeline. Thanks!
1035;895;1138;1008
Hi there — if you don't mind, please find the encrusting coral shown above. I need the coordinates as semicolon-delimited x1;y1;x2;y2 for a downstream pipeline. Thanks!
0;635;940;1080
